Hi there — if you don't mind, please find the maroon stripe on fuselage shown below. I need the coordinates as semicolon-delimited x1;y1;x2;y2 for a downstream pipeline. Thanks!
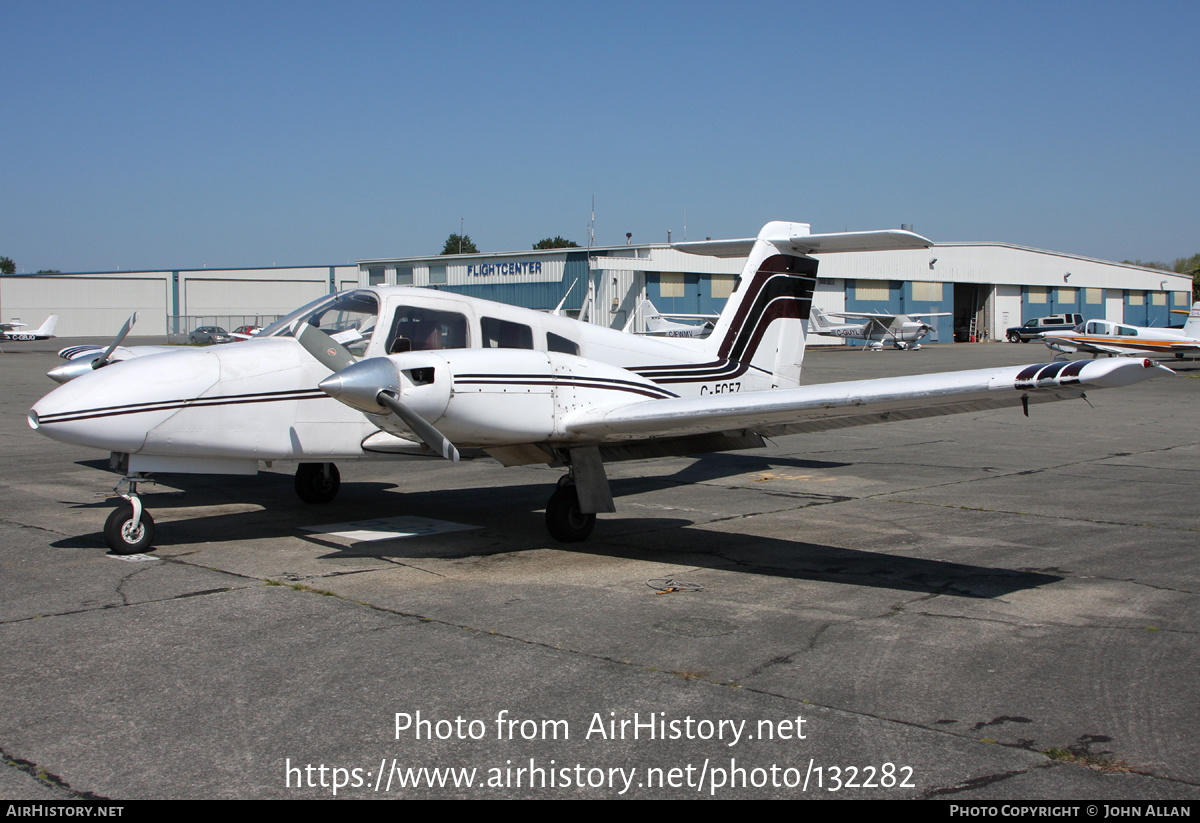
36;389;328;425
631;253;816;385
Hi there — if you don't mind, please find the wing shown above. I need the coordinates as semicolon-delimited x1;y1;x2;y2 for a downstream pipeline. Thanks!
1042;334;1200;357
563;359;1169;441
827;311;898;323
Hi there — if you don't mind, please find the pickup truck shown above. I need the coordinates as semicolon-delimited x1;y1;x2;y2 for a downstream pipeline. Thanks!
1006;313;1083;343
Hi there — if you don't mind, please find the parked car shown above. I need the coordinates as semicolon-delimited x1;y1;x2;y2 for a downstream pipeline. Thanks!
189;326;235;345
1006;313;1083;343
232;325;262;338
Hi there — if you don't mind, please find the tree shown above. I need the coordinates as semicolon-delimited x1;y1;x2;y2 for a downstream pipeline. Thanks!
440;233;478;255
1178;254;1200;299
0;256;14;274
532;236;579;250
1120;258;1173;271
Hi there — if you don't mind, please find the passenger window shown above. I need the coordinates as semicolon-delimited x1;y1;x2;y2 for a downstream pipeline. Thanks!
386;308;468;353
547;332;580;356
481;317;533;349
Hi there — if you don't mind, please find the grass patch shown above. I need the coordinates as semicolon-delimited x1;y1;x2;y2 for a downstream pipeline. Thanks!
264;579;336;596
1043;747;1140;773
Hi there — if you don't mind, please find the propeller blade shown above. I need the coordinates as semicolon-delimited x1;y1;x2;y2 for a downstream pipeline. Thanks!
95;312;138;369
295;321;356;371
377;391;460;462
47;312;141;383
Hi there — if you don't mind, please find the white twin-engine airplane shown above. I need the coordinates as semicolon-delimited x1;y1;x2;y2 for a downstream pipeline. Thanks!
1;315;58;342
808;306;950;350
29;221;1169;554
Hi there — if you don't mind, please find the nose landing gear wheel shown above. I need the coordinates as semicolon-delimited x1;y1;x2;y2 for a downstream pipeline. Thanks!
104;503;156;555
545;484;596;543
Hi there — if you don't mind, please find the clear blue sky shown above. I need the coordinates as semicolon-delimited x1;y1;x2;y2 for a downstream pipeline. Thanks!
2;0;1196;272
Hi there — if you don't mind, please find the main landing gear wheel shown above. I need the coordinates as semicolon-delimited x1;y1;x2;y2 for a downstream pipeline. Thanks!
104;503;156;555
545;484;595;543
295;463;340;504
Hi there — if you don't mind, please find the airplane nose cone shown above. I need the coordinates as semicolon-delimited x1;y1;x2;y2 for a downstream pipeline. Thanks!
30;349;221;453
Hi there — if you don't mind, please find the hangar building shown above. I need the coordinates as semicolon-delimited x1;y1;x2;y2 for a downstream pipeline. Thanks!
1;231;1190;344
357;234;1193;345
0;265;360;338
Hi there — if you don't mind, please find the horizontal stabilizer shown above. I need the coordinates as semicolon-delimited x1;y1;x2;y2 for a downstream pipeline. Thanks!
673;228;933;258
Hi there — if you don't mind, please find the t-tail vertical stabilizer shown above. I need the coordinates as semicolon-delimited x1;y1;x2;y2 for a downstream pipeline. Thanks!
672;222;932;388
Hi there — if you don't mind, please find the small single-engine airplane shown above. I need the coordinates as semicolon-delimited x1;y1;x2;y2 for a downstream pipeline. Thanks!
808;306;949;350
28;221;1169;554
626;300;716;338
1;315;58;342
1041;304;1200;359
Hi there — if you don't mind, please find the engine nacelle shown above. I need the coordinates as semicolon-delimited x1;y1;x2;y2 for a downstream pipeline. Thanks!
321;349;671;448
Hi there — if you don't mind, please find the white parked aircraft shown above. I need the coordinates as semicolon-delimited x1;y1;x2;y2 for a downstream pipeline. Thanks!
1;315;58;342
626;300;715;338
808;306;950;350
1041;304;1200;358
28;221;1169;554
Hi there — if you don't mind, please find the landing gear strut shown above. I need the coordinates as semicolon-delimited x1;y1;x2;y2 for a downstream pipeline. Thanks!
294;463;340;504
544;448;611;542
104;475;156;555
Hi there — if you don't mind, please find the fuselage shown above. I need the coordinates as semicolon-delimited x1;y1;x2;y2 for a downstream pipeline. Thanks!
28;285;793;471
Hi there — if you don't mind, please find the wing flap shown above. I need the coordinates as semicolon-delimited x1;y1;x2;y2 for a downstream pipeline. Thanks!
564;359;1167;441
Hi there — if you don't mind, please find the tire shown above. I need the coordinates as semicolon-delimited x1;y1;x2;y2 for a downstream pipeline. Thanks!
545;485;596;543
104;503;156;555
295;463;340;504
1007;331;1021;343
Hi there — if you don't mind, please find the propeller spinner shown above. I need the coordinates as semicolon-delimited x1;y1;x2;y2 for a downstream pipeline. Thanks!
47;312;139;384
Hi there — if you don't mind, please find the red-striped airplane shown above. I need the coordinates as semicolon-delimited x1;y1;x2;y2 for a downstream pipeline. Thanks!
1041;306;1200;358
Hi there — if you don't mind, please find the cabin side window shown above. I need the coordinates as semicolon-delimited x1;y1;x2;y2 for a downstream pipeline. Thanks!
547;332;580;356
386;307;468;353
481;317;533;349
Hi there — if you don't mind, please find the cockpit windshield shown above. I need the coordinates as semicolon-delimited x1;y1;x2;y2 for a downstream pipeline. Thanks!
261;290;380;357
